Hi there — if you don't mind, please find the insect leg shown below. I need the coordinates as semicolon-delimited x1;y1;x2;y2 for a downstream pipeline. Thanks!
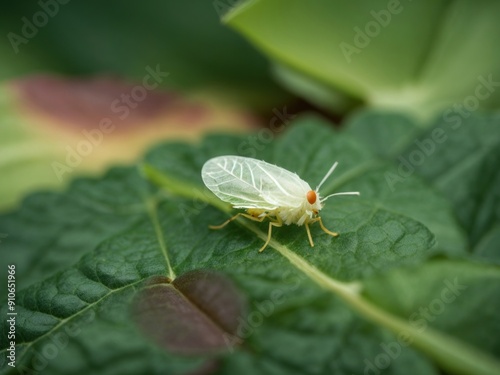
209;212;266;230
258;217;282;253
305;222;315;247
312;216;339;237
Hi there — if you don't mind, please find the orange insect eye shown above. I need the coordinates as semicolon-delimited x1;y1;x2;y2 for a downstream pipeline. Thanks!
306;190;317;204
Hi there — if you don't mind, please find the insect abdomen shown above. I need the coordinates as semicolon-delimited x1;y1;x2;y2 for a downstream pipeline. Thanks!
246;208;267;218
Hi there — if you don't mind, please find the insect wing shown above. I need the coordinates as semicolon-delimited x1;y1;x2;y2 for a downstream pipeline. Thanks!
202;156;310;209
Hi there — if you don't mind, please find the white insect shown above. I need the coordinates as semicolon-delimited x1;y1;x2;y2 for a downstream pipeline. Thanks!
201;156;359;252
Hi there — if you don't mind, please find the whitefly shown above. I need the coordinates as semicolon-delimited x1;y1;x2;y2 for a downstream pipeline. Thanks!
202;155;359;252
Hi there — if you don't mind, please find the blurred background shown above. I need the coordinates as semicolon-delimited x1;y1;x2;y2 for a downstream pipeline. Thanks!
0;0;286;211
1;0;500;210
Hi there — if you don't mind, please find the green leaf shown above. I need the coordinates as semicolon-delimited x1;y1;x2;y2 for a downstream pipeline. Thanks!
224;0;500;117
0;167;152;291
1;115;498;375
344;110;423;158
400;114;500;259
345;109;500;261
363;260;500;374
0;212;207;374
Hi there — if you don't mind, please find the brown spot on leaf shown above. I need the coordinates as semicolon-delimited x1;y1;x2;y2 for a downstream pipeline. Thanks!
13;75;194;130
2;76;257;210
132;270;245;355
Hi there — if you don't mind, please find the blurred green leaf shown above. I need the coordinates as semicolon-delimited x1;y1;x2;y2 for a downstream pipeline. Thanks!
225;0;500;117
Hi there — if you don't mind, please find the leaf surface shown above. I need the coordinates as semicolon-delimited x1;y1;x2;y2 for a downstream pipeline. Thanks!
1;115;499;375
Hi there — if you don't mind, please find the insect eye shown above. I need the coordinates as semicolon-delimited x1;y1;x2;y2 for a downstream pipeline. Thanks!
306;190;317;204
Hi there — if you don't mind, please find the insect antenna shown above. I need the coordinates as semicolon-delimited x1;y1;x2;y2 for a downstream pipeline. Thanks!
315;161;338;192
320;191;360;203
315;161;360;202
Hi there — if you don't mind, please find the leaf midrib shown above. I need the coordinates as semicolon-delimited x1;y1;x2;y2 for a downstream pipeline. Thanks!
146;197;176;280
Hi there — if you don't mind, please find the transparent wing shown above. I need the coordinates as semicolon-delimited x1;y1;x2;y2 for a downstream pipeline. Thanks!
201;156;311;209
